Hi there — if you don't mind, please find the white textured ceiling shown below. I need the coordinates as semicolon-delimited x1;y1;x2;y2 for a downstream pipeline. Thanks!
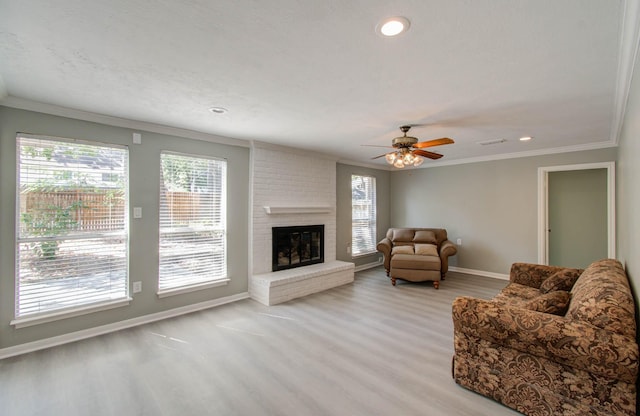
0;0;637;167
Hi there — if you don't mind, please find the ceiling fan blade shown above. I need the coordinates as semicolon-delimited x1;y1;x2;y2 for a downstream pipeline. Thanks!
371;153;389;160
413;149;443;160
413;138;454;149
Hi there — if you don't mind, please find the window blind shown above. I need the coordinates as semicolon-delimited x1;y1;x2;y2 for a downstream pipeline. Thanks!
351;175;377;256
159;152;227;291
16;135;128;317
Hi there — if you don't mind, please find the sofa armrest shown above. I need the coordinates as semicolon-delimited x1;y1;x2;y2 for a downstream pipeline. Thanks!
376;238;392;273
509;262;575;288
439;239;457;275
452;296;639;384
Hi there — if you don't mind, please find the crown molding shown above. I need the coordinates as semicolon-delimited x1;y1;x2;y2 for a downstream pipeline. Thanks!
337;158;393;171
411;140;618;169
0;96;251;148
610;0;640;144
250;140;338;161
1;96;621;170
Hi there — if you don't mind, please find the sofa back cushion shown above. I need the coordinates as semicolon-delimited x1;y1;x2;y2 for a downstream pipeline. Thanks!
387;228;448;246
413;230;437;244
567;259;636;338
540;268;582;293
391;229;415;243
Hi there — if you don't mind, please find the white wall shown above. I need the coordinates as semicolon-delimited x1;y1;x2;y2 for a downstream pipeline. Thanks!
250;142;337;275
617;43;640;301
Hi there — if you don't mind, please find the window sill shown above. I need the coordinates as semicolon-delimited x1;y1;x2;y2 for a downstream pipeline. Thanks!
11;297;132;329
351;252;377;259
157;278;230;298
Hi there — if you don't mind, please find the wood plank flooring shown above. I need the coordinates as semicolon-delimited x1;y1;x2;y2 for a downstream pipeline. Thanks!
0;267;521;416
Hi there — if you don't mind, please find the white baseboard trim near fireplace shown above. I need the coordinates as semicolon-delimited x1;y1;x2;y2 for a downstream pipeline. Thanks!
250;261;355;306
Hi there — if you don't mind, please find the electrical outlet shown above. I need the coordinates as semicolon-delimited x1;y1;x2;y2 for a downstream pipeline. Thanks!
133;281;142;293
378;256;383;263
456;238;462;246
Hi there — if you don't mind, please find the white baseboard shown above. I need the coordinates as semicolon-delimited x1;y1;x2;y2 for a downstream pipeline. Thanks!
0;292;250;360
449;266;509;281
354;261;383;272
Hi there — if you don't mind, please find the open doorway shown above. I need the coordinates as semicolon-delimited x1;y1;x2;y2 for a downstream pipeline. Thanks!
537;162;615;267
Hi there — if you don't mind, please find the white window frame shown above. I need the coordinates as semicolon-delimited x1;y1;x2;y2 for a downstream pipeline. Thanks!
158;151;228;297
13;134;130;327
351;174;377;257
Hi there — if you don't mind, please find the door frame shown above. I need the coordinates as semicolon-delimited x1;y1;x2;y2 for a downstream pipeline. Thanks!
537;162;616;265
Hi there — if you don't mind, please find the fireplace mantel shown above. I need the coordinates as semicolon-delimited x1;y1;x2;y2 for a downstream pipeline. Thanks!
263;206;333;215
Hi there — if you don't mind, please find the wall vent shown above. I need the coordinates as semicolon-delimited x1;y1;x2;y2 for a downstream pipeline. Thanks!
477;138;507;146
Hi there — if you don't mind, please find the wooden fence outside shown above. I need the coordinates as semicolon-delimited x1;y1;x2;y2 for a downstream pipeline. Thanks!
21;190;214;232
22;190;125;232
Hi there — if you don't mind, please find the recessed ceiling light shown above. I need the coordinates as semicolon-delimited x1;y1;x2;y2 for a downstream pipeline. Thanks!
519;136;533;141
208;107;228;114
377;16;410;37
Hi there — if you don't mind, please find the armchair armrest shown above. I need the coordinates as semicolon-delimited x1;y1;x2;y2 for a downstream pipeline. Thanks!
452;296;639;384
376;237;392;273
439;239;457;275
509;262;580;288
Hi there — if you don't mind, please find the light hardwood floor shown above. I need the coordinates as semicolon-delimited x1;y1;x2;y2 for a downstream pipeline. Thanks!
0;268;521;416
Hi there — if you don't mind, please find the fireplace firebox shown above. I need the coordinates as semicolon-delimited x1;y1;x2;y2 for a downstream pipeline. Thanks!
272;225;324;272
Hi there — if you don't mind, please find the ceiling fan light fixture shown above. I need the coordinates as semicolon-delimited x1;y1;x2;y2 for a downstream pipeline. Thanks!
385;152;397;164
413;156;424;167
377;16;410;37
393;158;405;168
403;151;415;165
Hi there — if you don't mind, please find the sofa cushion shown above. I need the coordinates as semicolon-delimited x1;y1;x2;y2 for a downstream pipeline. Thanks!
413;230;437;244
391;253;440;270
493;283;541;307
540;269;582;293
391;245;414;255
567;259;636;338
392;229;415;242
524;290;571;315
415;243;438;256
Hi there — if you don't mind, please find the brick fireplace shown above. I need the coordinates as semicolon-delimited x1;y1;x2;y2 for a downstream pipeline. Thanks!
249;142;354;305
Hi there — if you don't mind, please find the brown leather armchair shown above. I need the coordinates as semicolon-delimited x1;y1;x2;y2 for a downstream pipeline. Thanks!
376;228;457;289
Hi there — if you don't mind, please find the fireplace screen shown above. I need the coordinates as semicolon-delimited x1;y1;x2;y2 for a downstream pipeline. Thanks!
272;225;324;272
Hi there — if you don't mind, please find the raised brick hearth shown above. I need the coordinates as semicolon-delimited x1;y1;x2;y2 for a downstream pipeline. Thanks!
249;142;354;305
250;261;354;306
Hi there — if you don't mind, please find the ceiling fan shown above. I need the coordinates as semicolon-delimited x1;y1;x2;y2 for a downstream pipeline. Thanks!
371;125;454;168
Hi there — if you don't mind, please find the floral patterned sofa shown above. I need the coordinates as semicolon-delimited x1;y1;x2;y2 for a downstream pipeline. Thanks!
452;259;638;416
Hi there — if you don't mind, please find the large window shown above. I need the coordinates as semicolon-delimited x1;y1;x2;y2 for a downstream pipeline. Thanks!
16;134;128;318
351;174;377;256
159;152;227;293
